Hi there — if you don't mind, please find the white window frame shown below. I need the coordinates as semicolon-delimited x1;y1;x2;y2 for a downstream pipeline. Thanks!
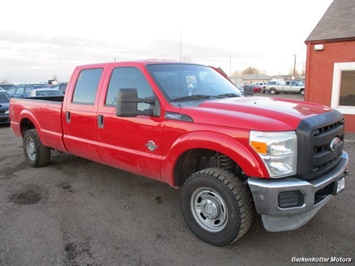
331;62;355;115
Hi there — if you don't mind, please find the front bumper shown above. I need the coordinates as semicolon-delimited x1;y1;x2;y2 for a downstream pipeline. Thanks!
248;151;349;232
0;114;10;124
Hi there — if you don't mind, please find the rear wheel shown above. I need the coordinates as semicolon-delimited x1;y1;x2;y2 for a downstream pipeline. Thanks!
180;168;253;246
23;129;51;167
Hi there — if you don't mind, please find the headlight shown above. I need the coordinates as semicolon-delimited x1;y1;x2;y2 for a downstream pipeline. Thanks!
250;131;297;178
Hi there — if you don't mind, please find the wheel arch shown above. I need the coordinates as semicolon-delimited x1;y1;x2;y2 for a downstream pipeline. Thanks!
18;110;41;137
161;131;268;187
270;87;278;94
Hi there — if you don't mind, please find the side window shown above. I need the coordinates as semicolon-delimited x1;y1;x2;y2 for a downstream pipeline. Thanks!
105;67;155;111
72;68;103;104
331;63;355;115
25;87;33;93
339;70;355;106
16;87;25;94
7;87;16;94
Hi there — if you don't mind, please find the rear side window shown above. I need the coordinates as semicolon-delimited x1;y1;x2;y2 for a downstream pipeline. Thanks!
72;68;103;104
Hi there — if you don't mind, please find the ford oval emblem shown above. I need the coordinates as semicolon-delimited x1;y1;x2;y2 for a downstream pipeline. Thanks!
330;137;341;152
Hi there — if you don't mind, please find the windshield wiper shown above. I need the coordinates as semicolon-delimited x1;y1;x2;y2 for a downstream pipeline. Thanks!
216;93;242;98
172;94;212;102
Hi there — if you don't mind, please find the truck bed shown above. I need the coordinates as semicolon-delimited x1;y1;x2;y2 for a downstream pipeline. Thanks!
10;97;67;153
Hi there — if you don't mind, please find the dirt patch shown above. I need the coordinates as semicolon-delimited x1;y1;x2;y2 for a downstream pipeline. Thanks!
9;185;45;205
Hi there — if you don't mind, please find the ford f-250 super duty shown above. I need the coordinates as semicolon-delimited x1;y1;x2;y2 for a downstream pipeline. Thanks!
10;60;349;246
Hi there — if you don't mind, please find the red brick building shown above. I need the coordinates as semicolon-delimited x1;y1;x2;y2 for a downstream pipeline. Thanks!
305;0;355;132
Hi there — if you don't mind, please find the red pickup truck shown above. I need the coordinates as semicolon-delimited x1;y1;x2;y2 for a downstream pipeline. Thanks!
10;60;349;246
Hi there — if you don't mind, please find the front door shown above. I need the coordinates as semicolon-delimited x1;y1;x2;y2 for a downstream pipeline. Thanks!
96;66;163;180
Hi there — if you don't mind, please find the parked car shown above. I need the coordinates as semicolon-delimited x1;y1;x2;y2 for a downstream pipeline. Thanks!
7;84;49;98
262;80;285;93
0;84;16;91
243;84;260;93
50;82;68;94
0;91;10;125
255;82;266;92
29;88;64;97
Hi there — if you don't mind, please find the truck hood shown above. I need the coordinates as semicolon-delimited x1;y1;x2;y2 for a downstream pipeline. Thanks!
179;97;333;131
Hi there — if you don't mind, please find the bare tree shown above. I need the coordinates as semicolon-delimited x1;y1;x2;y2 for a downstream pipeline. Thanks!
288;68;300;76
242;66;262;75
230;70;241;78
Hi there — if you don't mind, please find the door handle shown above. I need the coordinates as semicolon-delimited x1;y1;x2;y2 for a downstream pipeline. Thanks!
98;115;104;128
65;111;71;123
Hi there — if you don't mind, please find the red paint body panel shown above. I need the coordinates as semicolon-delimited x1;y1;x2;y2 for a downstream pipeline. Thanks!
10;61;336;186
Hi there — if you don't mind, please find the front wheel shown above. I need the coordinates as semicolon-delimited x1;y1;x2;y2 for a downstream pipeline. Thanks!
299;89;305;95
23;129;51;167
270;88;277;95
180;168;253;246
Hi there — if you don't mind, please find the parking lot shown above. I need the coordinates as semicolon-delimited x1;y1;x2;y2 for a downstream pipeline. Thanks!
0;93;354;265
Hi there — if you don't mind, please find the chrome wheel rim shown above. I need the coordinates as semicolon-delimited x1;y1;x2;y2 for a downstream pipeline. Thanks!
26;138;36;161
191;188;228;232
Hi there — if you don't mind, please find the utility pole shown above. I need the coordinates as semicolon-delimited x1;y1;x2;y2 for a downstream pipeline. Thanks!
293;54;297;77
229;56;232;78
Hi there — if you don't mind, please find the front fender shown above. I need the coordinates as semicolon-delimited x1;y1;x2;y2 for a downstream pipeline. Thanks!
161;131;269;185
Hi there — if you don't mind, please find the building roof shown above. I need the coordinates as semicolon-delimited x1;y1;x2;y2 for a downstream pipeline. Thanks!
240;74;271;80
306;0;355;42
271;75;305;81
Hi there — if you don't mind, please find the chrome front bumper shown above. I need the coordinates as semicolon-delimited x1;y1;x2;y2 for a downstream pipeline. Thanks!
248;151;349;232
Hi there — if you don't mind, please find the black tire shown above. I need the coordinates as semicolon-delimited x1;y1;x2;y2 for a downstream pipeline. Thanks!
299;89;305;95
23;129;51;167
180;168;253;246
270;88;277;95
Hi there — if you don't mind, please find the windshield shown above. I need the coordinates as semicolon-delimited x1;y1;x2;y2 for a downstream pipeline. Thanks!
147;64;242;102
0;92;10;102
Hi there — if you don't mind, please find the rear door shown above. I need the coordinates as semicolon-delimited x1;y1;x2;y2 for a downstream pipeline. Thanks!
96;65;164;180
62;67;105;162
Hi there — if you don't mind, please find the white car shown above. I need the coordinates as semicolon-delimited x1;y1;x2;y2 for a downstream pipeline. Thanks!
29;88;64;97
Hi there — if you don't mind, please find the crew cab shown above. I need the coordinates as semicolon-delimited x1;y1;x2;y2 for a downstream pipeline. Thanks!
10;60;349;246
265;80;305;95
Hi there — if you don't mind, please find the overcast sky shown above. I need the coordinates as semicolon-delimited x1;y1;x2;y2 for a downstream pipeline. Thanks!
0;0;333;84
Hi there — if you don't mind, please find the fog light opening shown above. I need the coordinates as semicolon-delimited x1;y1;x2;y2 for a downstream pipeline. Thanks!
278;190;304;208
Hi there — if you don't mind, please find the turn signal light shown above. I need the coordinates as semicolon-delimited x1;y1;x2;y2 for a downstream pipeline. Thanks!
250;141;267;154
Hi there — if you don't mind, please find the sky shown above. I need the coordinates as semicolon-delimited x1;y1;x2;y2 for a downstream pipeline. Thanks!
0;0;333;84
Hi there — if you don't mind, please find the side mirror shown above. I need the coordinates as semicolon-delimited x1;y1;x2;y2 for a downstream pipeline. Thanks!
116;88;157;117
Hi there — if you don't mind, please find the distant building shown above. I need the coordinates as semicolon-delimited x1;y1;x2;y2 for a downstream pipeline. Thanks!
238;74;271;85
305;0;355;132
270;75;305;83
